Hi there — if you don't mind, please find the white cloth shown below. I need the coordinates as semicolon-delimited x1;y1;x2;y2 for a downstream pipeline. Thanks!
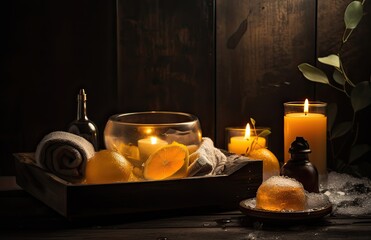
188;137;228;176
35;131;95;183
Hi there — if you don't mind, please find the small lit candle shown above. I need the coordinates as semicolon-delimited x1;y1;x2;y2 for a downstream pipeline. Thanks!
284;99;327;181
138;136;168;162
228;123;266;155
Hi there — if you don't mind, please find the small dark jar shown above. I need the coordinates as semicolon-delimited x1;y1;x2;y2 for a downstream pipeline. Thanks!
280;136;319;193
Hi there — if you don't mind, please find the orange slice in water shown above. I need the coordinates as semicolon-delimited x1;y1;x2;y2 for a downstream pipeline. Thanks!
143;142;189;180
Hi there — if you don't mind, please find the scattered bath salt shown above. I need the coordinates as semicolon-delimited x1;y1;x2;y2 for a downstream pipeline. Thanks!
306;192;330;210
321;171;371;216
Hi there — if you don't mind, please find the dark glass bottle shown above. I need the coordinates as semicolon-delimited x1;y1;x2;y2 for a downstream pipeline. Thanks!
68;89;99;151
280;136;319;193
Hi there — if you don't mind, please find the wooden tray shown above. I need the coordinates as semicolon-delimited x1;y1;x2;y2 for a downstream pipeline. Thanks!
14;153;262;221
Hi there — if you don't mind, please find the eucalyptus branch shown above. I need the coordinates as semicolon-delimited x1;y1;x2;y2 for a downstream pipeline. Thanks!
245;137;257;156
244;118;271;156
328;83;347;94
245;119;257;156
251;119;258;137
339;56;356;87
342;28;354;43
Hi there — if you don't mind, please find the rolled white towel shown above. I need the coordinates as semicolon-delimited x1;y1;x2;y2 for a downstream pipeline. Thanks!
35;131;95;183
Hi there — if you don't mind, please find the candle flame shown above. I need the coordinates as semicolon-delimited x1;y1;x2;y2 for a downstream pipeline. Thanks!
244;123;250;139
304;99;309;115
144;128;154;134
150;136;158;144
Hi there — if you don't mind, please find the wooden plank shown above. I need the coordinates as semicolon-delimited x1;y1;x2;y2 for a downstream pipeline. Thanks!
216;0;316;162
116;0;215;140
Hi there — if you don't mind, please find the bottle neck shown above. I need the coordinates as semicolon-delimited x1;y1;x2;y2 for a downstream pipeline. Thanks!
77;98;88;121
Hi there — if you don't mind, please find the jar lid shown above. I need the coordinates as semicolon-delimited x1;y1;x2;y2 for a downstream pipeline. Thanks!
289;137;311;154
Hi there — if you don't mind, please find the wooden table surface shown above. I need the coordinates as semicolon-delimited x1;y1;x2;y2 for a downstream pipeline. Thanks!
1;176;371;240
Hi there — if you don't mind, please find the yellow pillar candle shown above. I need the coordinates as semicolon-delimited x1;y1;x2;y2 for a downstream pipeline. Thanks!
138;136;168;162
284;99;327;182
228;136;266;155
227;123;267;155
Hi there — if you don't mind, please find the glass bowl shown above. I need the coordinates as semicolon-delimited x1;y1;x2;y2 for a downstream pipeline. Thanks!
104;111;202;167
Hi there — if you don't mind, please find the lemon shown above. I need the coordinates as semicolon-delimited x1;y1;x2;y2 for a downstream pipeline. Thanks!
117;143;141;167
127;166;144;182
85;149;133;184
248;148;280;181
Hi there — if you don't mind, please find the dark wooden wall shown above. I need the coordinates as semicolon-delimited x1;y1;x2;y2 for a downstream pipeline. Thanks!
1;0;369;175
1;0;117;174
216;0;316;158
116;0;215;138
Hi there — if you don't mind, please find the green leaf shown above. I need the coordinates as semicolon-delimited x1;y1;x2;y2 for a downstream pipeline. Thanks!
258;129;271;138
318;54;340;68
333;69;346;86
298;63;329;84
349;144;371;163
250;118;256;127
344;1;363;29
351;81;371;112
330;121;353;140
327;103;337;132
